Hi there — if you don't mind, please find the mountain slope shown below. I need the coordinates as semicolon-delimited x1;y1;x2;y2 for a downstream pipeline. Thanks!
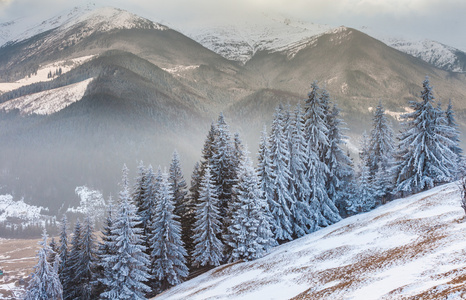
155;182;466;300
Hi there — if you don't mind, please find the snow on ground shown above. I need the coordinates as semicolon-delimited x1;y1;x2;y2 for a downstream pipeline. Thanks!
0;78;93;115
67;186;106;224
155;182;466;300
0;195;47;223
368;106;413;121
0;55;94;94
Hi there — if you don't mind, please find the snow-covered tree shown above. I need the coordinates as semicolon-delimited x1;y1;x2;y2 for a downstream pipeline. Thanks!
228;153;274;261
257;126;274;222
100;166;151;299
186;161;202;264
150;172;188;291
394;77;458;194
25;230;63;300
445;99;463;176
132;161;147;212
303;82;341;230
324;102;354;215
57;215;71;299
287;105;312;238
210;113;235;223
192;167;224;267
268;105;294;241
66;216;97;300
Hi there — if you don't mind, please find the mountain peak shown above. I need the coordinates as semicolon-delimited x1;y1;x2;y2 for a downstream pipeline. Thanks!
68;6;168;32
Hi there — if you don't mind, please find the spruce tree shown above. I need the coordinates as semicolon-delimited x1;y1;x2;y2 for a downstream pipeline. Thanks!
288;105;312;237
66;219;82;300
268;105;294;242
100;165;151;299
25;230;63;300
58;215;71;299
192;167;224;267
150;172;188;291
445;99;463;176
185;162;202;264
228;153;274;261
395;77;458;194
303;82;341;230
326;103;355;214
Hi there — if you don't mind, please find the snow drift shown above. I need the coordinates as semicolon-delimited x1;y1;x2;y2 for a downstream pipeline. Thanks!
155;182;466;300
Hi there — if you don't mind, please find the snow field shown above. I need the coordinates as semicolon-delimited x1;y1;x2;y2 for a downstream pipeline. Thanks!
155;183;466;300
0;78;93;115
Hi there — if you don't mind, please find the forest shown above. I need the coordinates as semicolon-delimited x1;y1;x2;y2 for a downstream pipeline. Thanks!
24;77;464;299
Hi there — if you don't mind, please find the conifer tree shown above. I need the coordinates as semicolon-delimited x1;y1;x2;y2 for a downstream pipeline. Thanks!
185;162;202;264
351;133;376;213
66;219;82;300
395;77;458;194
192;167;224;267
257;127;274;222
100;165;151;299
73;216;97;299
25;230;63;300
93;199;115;298
445;99;463;176
288;105;312;237
140;165;157;249
268;105;294;241
150;172;188;291
58;215;71;299
303;82;341;230
228;153;274;261
48;237;58;264
326;103;355;211
210;113;235;223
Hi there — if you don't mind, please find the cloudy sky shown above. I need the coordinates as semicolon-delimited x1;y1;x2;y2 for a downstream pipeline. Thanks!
0;0;465;50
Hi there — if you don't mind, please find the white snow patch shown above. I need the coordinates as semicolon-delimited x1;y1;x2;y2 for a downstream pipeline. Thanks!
0;78;93;115
368;106;413;121
162;65;199;77
0;195;48;223
154;183;466;300
0;55;94;93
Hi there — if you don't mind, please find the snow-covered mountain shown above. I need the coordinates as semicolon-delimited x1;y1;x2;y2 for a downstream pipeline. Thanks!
181;13;332;63
155;182;466;299
381;38;466;73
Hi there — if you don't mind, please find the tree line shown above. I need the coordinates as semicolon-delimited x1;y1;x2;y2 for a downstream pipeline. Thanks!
24;77;463;299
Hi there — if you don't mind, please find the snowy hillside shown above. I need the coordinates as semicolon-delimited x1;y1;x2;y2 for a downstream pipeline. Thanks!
155;182;466;299
384;38;466;73
0;78;93;115
0;195;48;223
181;13;332;63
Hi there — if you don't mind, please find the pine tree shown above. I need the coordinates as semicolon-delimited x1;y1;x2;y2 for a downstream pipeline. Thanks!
133;161;148;225
100;165;151;299
66;219;82;300
139;165;157;249
169;151;190;264
268;105;294;241
93;199;115;298
228;153;274;261
192;167;224;267
394;77;458;194
48;237;58;264
257;126;274;226
287;105;312;238
25;230;63;300
303;82;341;230
150;172;188;291
445;99;463;176
351;157;376;213
326;103;355;212
185;162;202;264
58;215;71;299
210;113;235;224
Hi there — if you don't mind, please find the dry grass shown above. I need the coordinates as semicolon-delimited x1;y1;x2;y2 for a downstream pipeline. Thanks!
0;238;41;299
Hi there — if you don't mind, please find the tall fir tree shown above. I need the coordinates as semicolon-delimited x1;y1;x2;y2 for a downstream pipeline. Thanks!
93;198;115;298
150;172;189;292
445;99;463;176
186;161;202;265
394;77;458;194
58;215;71;299
25;230;63;300
66;219;82;300
228;153;274;261
325;103;355;213
132;161;148;214
192;167;224;267
287;105;312;238
268;105;294;242
210;113;235;225
100;165;151;299
303;82;341;230
351;133;376;213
